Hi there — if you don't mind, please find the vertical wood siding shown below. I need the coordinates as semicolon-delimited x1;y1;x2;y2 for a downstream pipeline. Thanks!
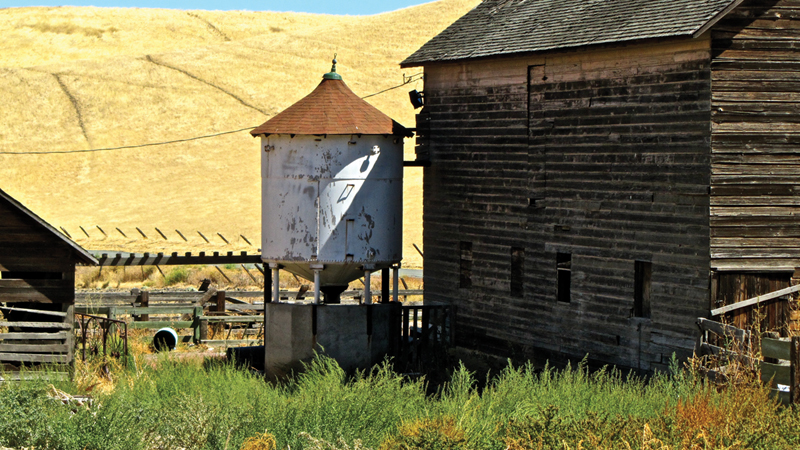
711;0;800;271
422;39;712;371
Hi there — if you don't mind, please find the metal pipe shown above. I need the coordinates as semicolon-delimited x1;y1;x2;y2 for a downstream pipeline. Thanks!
364;270;372;305
392;265;399;302
271;265;280;303
314;270;321;304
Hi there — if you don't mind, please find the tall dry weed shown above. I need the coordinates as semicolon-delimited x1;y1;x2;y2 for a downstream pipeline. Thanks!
379;417;467;450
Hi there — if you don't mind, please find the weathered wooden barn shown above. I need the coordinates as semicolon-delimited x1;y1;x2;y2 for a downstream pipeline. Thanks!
0;188;97;375
401;0;800;371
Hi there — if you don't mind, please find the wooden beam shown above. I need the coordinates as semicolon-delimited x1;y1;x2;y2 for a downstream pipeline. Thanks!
761;361;790;385
697;318;750;342
93;251;261;266
0;306;67;318
0;343;69;353
763;337;792;361
0;322;72;329
0;353;68;363
711;284;800;316
128;321;194;329
0;331;69;340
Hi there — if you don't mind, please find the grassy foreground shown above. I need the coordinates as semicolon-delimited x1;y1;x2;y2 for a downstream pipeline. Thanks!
0;356;798;450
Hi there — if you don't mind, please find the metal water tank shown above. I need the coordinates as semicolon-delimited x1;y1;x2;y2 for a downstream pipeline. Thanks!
251;58;411;303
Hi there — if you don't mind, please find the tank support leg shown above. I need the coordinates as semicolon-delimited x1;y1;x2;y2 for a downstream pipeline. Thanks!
392;264;400;302
364;270;372;305
270;264;280;303
310;264;323;305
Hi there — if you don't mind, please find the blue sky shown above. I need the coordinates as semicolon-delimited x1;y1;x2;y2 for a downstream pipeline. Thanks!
0;0;433;15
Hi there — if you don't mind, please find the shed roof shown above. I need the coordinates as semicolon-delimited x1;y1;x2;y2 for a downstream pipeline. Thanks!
401;0;741;67
250;76;411;137
0;188;98;266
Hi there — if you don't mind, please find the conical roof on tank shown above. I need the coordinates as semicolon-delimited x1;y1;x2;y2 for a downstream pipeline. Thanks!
250;59;411;138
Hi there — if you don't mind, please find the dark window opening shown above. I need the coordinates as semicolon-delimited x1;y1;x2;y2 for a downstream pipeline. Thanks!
459;242;472;289
634;261;652;318
511;247;525;297
556;253;571;303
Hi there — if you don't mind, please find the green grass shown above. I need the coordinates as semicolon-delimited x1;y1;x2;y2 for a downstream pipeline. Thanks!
0;355;798;449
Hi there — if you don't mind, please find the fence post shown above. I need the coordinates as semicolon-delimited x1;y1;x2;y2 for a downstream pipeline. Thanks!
216;291;226;313
140;291;149;322
193;306;202;343
792;336;800;405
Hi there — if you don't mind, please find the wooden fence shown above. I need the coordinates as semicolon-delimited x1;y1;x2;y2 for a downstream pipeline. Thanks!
696;317;800;404
397;304;454;372
76;288;428;348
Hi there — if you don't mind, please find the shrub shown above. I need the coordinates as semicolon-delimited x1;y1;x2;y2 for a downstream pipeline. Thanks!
164;267;189;285
380;417;466;450
240;431;277;450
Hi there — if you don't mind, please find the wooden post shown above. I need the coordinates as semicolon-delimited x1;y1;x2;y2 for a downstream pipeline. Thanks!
193;306;202;343
216;291;226;313
140;291;149;322
792;336;800;405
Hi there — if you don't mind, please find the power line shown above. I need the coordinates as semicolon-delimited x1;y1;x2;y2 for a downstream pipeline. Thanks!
0;74;424;156
361;73;424;99
0;127;257;155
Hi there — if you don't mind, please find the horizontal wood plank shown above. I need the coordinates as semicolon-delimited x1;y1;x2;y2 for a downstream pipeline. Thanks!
762;337;792;360
0;353;68;363
0;322;71;329
0;331;68;340
128;321;194;329
761;361;790;385
0;343;69;353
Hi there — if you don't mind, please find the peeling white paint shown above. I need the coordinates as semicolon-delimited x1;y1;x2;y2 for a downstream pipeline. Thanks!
261;134;403;286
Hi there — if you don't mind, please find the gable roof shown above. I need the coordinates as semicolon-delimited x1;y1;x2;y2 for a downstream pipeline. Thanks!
251;76;411;137
401;0;741;67
0;188;98;266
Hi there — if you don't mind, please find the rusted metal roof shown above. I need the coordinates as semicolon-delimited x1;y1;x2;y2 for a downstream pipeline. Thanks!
251;77;411;137
401;0;742;67
0;188;98;266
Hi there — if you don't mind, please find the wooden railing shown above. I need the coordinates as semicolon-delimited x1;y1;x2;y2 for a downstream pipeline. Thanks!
76;289;430;349
76;289;262;346
397;304;454;372
696;317;800;404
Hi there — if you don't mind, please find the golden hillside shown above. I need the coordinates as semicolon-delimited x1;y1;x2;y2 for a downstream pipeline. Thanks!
0;0;479;269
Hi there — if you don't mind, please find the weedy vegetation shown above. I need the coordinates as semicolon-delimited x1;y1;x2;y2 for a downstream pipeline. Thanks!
1;353;799;449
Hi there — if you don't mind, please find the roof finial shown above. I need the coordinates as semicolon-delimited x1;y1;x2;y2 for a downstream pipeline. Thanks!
323;53;342;81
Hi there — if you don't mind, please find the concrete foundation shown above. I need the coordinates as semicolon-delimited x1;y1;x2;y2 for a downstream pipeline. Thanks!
264;302;400;378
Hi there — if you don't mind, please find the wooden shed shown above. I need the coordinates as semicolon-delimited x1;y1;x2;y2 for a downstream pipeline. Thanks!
0;188;97;376
401;0;800;371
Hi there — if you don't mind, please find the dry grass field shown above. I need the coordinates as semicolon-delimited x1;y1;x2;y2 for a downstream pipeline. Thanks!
0;0;480;268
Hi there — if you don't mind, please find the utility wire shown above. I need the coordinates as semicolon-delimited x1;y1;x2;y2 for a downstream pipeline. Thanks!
0;74;424;156
361;73;423;99
0;127;257;155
